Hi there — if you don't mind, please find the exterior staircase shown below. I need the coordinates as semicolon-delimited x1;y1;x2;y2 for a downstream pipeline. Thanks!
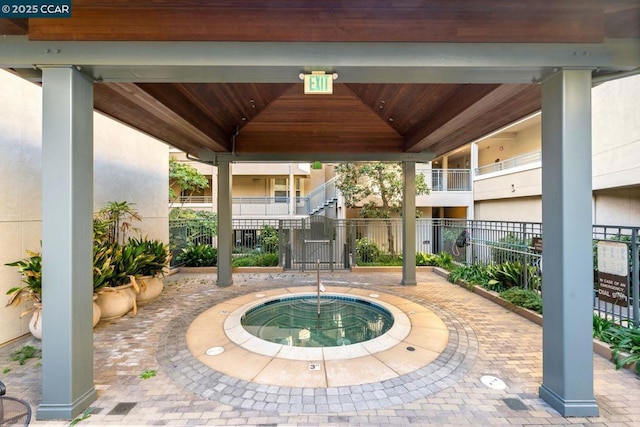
306;177;339;215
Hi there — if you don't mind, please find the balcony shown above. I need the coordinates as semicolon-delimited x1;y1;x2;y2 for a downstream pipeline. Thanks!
416;167;472;191
475;151;541;177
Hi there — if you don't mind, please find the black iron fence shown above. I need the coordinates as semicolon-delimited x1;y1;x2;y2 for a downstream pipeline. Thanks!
169;217;640;327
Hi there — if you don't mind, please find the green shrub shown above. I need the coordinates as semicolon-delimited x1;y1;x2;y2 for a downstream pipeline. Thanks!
177;244;217;267
416;251;438;266
259;225;279;254
499;288;542;314
436;252;454;270
232;253;279;267
355;238;381;264
490;232;530;264
448;263;496;290
601;327;640;373
593;315;618;341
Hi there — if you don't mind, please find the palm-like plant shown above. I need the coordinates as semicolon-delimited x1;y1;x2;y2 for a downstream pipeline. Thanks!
5;250;42;310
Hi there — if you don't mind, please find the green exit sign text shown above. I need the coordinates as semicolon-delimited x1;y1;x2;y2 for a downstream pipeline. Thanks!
304;73;333;94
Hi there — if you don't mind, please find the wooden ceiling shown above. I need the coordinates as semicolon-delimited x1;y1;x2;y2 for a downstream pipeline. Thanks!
1;1;639;158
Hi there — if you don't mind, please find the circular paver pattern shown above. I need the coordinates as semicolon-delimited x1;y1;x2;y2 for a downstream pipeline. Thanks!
157;281;478;413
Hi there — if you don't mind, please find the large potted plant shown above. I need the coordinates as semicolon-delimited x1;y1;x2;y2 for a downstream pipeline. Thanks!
5;250;43;339
93;242;136;320
126;237;170;304
6;249;102;338
92;202;142;320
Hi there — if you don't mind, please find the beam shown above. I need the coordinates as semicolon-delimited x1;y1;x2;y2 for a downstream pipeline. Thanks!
1;37;638;84
197;150;435;164
96;83;230;153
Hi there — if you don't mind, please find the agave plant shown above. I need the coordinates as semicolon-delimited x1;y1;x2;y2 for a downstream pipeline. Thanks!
5;250;43;310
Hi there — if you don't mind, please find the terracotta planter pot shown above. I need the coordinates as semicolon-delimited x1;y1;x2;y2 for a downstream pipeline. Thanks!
132;275;164;304
94;282;136;320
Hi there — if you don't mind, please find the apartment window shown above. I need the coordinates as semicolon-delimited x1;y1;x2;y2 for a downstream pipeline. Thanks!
274;178;301;202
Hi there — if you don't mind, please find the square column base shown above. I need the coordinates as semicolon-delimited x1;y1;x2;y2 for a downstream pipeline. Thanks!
539;384;599;417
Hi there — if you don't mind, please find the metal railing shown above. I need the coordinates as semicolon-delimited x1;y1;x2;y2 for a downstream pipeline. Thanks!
176;195;213;204
306;176;339;214
475;150;541;176
233;197;291;216
168;216;640;328
417;168;472;191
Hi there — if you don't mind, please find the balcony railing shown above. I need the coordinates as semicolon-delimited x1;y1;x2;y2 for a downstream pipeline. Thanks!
475;151;541;176
177;195;213;204
416;167;472;191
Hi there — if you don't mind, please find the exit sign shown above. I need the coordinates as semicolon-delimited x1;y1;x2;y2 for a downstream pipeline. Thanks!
304;73;333;94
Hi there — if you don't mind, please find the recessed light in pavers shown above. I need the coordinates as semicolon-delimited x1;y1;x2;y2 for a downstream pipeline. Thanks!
205;347;225;356
368;293;379;298
255;293;266;298
480;375;506;390
406;346;415;351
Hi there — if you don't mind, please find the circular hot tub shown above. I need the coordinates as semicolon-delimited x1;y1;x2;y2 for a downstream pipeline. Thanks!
241;294;394;347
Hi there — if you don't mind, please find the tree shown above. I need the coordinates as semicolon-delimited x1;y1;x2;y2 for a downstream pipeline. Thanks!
169;155;210;213
335;162;429;254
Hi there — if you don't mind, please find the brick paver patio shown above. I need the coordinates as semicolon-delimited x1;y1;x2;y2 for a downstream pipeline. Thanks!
1;270;639;426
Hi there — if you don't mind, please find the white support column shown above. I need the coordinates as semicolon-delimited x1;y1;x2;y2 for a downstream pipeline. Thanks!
441;156;449;191
217;160;233;287
402;161;417;286
289;163;296;216
538;69;599;417
37;67;97;420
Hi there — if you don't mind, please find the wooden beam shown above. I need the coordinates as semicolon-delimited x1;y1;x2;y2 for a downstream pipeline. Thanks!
28;1;604;43
429;85;541;156
404;84;501;151
94;83;230;154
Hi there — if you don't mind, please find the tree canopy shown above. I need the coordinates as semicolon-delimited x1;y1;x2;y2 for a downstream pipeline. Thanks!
169;155;209;208
335;162;429;218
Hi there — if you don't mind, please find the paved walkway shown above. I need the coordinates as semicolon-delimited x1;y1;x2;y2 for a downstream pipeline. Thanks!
1;271;639;426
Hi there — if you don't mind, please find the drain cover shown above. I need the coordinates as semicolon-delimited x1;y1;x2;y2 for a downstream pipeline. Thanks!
481;375;506;390
503;398;528;411
205;347;225;356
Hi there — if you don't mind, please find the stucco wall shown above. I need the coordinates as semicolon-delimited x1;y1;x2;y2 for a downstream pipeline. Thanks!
474;167;542;201
474;196;542;222
592;75;640;191
0;70;168;344
593;186;640;226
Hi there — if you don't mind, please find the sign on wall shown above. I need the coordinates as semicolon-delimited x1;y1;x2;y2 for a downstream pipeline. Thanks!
597;240;629;307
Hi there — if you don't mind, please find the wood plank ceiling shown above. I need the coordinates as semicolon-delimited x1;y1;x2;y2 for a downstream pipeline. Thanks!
1;1;639;158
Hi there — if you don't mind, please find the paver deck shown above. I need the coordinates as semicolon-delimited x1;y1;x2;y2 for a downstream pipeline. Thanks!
1;270;639;426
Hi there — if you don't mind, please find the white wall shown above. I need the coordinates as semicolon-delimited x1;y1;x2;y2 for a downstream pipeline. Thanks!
0;70;168;344
593;187;640;226
592;75;640;191
474;197;542;222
